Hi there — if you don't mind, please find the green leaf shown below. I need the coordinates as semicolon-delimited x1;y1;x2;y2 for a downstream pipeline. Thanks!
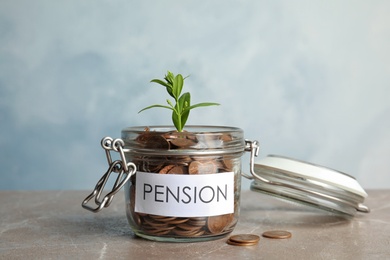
173;74;184;100
177;92;190;113
138;104;173;113
177;92;191;129
151;79;174;98
165;71;175;85
180;109;190;130
186;102;220;111
150;79;171;88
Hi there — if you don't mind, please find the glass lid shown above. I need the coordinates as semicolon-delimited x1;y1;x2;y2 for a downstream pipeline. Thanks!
249;155;370;216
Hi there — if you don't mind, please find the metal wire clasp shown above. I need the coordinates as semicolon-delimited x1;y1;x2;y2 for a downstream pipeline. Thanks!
82;137;136;213
241;139;260;179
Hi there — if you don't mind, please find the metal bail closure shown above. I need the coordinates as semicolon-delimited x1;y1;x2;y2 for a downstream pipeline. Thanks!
244;140;369;216
82;137;137;213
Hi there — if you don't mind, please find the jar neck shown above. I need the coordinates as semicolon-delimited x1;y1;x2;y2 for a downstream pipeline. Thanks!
121;125;246;156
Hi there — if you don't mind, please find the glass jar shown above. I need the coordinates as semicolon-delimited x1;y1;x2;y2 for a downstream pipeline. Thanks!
121;126;246;242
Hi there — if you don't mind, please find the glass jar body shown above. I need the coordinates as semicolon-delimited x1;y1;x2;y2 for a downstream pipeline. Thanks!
122;126;245;242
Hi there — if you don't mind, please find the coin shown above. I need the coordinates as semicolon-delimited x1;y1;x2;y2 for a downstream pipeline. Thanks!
164;131;198;148
172;227;203;236
262;230;292;239
167;165;187;174
229;234;260;244
189;160;218;174
144;135;170;149
143;226;175;236
222;158;234;171
220;133;233;142
149;215;177;222
159;165;175;174
143;217;171;228
166;218;189;225
170;137;197;148
177;223;200;231
226;239;258;246
188;218;207;227
147;229;172;236
207;213;233;234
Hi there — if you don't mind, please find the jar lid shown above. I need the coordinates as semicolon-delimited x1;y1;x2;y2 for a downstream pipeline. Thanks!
250;155;370;216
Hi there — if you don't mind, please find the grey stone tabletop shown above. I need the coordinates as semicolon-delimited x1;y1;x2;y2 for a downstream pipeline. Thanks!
0;190;389;259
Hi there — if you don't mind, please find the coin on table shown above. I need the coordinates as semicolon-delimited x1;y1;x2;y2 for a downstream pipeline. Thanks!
226;239;258;246
226;234;260;246
229;234;260;244
262;230;292;239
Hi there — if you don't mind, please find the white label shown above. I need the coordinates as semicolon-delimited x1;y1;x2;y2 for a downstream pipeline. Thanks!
135;171;234;217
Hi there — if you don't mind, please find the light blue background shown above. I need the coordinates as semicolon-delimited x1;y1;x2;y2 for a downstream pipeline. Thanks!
1;1;389;190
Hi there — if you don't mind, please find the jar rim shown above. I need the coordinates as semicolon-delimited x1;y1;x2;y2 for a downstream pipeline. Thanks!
121;125;243;133
121;125;246;156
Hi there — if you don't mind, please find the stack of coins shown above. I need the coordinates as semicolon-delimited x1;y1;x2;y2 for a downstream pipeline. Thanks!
126;129;241;238
226;234;260;246
262;230;292;239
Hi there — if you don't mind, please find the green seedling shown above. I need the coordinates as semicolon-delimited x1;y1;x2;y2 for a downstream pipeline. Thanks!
139;71;219;132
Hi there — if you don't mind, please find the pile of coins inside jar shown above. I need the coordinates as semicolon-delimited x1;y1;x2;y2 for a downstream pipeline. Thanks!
126;128;241;239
